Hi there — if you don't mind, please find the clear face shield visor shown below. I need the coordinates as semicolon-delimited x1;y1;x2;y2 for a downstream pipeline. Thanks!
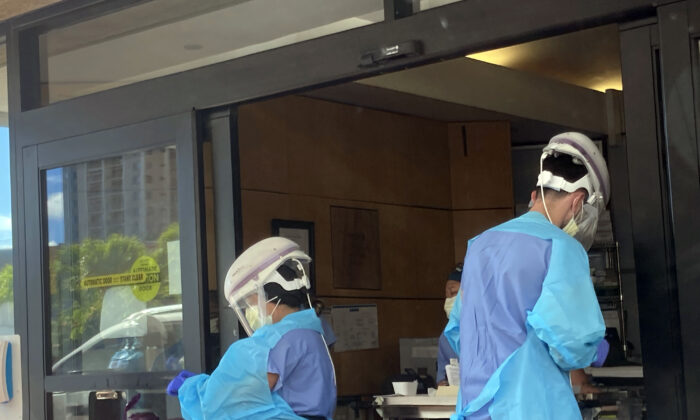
572;192;604;251
231;282;280;336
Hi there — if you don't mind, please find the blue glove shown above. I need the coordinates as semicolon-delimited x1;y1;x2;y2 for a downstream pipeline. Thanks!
591;339;610;367
167;370;196;396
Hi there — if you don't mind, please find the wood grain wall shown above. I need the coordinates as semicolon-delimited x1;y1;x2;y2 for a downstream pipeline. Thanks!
237;95;513;396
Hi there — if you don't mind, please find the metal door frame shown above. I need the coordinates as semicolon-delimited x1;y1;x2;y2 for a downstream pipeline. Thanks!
620;1;700;418
2;0;694;418
21;112;206;419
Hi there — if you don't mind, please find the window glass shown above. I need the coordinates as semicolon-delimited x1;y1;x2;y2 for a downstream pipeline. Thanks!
418;0;463;12
47;146;183;375
38;0;384;105
0;40;13;335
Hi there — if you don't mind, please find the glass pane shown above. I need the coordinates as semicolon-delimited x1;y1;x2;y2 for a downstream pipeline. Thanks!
0;39;13;335
38;0;384;105
52;389;181;420
47;146;184;375
418;0;463;12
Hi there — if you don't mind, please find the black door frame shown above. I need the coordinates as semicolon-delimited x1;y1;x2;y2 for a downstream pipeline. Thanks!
620;1;700;419
20;112;206;419
3;0;696;419
4;0;670;144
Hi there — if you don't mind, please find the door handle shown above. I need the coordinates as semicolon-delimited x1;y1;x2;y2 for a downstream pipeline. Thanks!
95;390;119;400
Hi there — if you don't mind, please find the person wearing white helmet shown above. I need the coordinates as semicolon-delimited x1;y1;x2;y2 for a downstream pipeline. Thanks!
168;237;336;420
448;132;609;420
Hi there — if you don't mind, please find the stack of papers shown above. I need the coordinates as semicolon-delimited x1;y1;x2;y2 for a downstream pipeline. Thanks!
0;340;11;403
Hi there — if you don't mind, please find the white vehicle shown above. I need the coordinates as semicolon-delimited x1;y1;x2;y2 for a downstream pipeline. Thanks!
52;304;183;374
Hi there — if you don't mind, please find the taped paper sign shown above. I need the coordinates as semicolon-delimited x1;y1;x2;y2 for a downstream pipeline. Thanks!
81;256;161;302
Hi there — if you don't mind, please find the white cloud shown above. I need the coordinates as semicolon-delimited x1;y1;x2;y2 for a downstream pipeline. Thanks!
47;192;64;220
45;171;63;187
0;215;11;249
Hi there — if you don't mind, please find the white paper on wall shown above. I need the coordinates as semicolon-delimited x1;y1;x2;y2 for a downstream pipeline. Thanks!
331;304;379;352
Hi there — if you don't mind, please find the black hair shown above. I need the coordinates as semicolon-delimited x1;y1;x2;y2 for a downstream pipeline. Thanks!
263;261;309;308
448;263;463;282
536;153;589;199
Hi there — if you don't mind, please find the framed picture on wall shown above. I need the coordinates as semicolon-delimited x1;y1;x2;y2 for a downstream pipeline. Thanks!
270;219;315;293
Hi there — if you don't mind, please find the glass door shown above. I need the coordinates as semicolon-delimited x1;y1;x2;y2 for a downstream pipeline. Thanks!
22;113;205;419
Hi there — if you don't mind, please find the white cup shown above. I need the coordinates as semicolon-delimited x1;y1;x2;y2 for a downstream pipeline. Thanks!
392;380;418;395
445;365;460;387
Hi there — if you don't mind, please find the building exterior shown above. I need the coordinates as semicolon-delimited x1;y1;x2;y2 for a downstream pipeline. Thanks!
0;0;699;419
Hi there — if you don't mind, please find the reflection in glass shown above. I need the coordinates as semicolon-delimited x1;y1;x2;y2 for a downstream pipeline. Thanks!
0;40;13;335
52;389;181;420
418;0;463;12
38;0;384;105
47;146;184;375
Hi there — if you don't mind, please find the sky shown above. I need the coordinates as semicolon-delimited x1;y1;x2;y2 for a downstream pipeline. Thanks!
46;167;65;245
0;127;11;250
0;127;65;249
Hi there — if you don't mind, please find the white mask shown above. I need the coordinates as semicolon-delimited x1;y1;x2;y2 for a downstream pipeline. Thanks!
244;298;279;332
562;200;582;237
444;296;457;319
244;306;269;331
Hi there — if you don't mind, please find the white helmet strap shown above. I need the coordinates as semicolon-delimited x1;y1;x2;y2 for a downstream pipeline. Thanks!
537;170;592;198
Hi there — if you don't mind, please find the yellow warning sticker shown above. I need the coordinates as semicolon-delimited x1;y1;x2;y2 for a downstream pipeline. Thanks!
130;256;161;302
80;256;161;302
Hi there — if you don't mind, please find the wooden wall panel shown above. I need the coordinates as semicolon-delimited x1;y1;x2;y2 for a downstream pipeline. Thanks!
330;206;381;290
241;190;452;300
238;103;290;194
321;297;445;396
452;209;514;264
239;96;451;209
449;121;514;210
237;97;515;397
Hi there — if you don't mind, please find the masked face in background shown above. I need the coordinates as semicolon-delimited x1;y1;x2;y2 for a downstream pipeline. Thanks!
444;279;461;318
444;296;457;319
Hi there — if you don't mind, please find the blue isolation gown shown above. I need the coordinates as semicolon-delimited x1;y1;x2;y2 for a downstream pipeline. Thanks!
448;211;605;420
178;309;333;420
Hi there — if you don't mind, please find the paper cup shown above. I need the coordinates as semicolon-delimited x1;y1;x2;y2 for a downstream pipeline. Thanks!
392;380;418;395
445;365;460;387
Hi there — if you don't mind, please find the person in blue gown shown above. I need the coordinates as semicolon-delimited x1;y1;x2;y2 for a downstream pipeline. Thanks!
437;264;462;386
449;133;611;419
167;237;336;420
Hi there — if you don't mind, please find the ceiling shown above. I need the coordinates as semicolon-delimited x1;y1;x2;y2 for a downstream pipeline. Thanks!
306;23;621;144
467;24;622;92
306;82;601;146
0;6;623;130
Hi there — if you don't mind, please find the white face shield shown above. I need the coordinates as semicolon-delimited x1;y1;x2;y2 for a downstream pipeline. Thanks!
536;132;610;250
230;279;280;336
571;193;604;251
224;237;311;336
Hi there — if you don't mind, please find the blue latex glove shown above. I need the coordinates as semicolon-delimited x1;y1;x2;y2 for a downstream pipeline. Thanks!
591;339;610;367
167;370;196;396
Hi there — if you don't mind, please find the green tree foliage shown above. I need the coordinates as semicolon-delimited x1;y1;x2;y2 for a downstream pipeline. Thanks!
52;234;146;354
0;264;12;304
51;224;181;359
